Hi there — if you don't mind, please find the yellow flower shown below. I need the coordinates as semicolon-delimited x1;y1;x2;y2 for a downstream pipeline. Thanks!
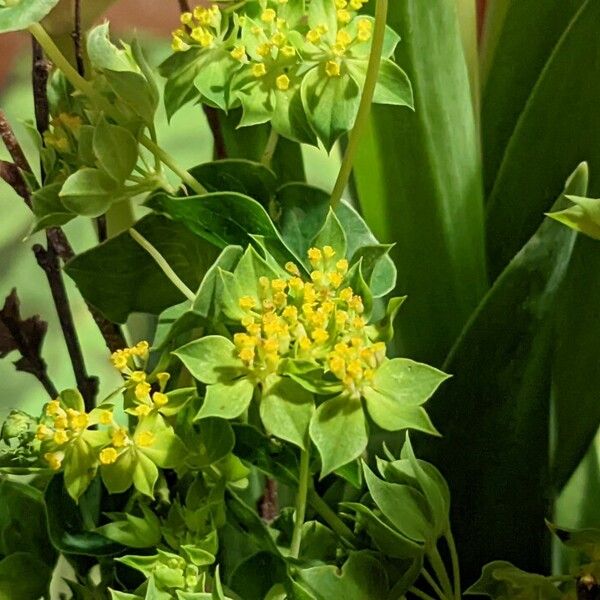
306;28;322;44
312;328;330;344
261;8;277;22
35;424;51;440
240;295;257;310
257;42;272;57
153;392;169;407
135;382;151;401
271;32;286;47
339;287;353;302
326;61;341;77
281;45;296;57
99;410;113;425
53;429;69;445
135;431;155;448
130;370;146;383
112;428;129;448
336;259;349;273
44;452;63;471
191;28;214;47
99;447;118;465
231;45;246;61
329;272;343;289
239;347;255;363
337;9;352;24
336;29;352;48
134;404;151;417
45;399;62;417
157;372;171;388
53;415;68;430
350;0;365;8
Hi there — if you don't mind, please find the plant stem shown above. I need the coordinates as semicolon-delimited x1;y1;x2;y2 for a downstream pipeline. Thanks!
261;128;279;167
427;545;455;600
307;488;359;547
422;568;450;600
290;444;310;558
27;23;207;195
0;109;33;180
409;587;437;600
445;529;462;600
129;228;196;302
72;0;85;76
330;0;388;208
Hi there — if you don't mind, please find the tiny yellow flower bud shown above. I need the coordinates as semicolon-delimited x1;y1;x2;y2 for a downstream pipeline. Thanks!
329;272;343;289
130;370;146;383
336;29;352;47
350;0;364;8
153;392;169;407
99;447;118;465
135;382;151;401
335;0;347;7
135;431;155;448
282;306;298;322
44;452;63;471
276;73;290;90
45;399;62;417
99;410;113;425
311;270;324;283
329;355;345;374
53;416;68;430
326;61;341;77
349;296;364;313
335;310;348;326
192;28;214;47
53;429;69;445
263;338;279;353
352;316;366;329
337;9;352;23
306;29;322;44
157;372;170;389
358;18;373;31
257;42;272;57
252;63;267;77
281;44;296;57
308;247;322;264
316;24;329;34
134;404;151;417
36;424;51;440
339;287;353;302
288;277;304;291
230;45;246;61
299;336;312;350
357;28;371;42
312;328;329;344
323;245;336;258
239;347;255;363
112;428;129;448
251;25;262;35
261;8;277;22
72;411;90;430
336;258;349;273
180;11;193;25
134;341;149;356
239;295;257;310
271;32;286;47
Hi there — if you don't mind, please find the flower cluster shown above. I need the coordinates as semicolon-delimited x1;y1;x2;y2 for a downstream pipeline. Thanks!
233;245;385;395
43;112;83;154
171;4;222;51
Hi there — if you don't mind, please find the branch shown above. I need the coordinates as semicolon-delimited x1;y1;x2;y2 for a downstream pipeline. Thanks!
178;0;191;13
72;0;85;76
0;159;29;201
203;106;227;160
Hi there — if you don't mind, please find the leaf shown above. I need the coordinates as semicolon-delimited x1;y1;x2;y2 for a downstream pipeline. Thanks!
353;0;487;365
105;70;158;126
465;561;563;599
260;376;314;449
484;0;600;276
196;378;255;420
301;67;360;152
423;166;582;580
0;288;50;380
0;552;53;600
309;395;367;477
86;22;135;72
59;167;118;217
229;551;288;600
311;208;347;258
546;195;600;240
0;0;60;33
295;551;389;600
173;336;245;384
96;506;161;548
65;214;219;323
31;182;74;232
188;418;235;469
45;474;123;556
93;116;138;183
363;462;431;544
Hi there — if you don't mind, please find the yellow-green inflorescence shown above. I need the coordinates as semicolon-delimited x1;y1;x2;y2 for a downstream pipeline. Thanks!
233;245;385;397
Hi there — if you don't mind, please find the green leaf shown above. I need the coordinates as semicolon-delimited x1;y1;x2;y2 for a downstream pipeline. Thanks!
87;23;135;72
424;167;581;579
59;167;118;217
63;434;105;501
96;505;161;548
188;418;235;469
347;58;414;108
105;70;159;126
363;462;431;543
465;561;563;599
173;336;245;384
368;296;406;342
196;378;255;420
132;451;159;498
484;0;600;276
93;116;138;183
45;475;123;556
31;182;74;232
546;195;600;240
229;551;288;600
160;47;205;120
0;552;53;600
301;67;360;152
65;214;219;323
194;47;242;111
295;551;389;600
353;0;487;364
309;395;367;477
0;0;59;33
260;376;314;449
311;208;347;258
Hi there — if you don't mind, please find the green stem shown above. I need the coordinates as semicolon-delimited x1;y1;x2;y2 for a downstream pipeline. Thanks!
427;545;454;600
28;23;206;196
422;567;450;600
445;529;462;599
307;488;359;547
129;228;196;302
290;444;310;558
261;128;280;167
330;0;388;208
409;587;436;600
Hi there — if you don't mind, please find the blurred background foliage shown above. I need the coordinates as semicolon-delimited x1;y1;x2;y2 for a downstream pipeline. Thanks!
2;0;600;590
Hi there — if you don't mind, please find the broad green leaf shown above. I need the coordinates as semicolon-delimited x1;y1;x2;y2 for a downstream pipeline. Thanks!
196;378;255;420
132;451;159;498
135;413;187;469
546;195;600;240
65;214;219;323
299;521;338;561
59;167;117;217
465;561;563;599
31;182;74;232
93;117;138;183
300;67;360;152
424;167;581;579
346;58;414;108
341;502;422;559
96;506;161;548
87;23;134;72
229;551;288;600
363;462;431;543
188;418;235;469
173;336;245;384
259;376;314;449
310;208;347;258
367;296;406;342
295;551;388;600
194;47;242;111
0;0;59;33
0;552;53;600
309;395;367;477
484;0;600;276
353;0;487;364
45;475;123;556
